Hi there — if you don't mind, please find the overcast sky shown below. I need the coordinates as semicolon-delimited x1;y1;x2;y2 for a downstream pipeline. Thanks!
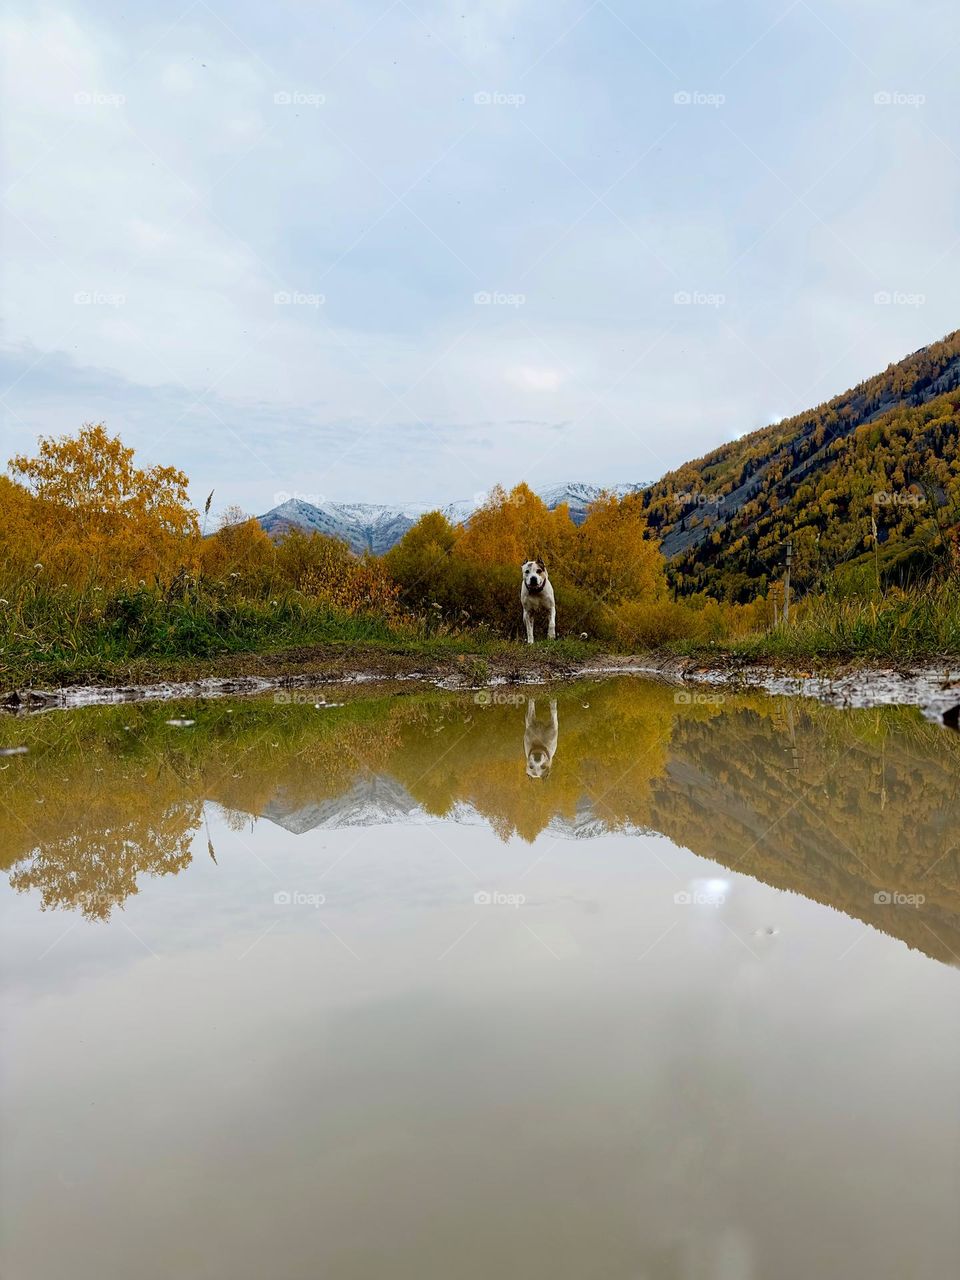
2;0;958;516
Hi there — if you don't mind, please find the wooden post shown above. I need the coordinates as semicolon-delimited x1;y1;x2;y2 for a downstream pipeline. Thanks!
783;540;792;625
871;513;880;596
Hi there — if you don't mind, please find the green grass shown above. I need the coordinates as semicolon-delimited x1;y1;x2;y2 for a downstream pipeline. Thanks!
0;580;601;688
675;585;960;664
3;578;959;690
0;583;381;683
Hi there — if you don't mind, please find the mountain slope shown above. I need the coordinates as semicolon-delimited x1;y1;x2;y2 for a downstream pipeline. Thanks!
258;482;648;554
641;330;960;599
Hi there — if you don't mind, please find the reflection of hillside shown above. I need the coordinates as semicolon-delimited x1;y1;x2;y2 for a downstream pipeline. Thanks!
652;706;960;965
2;682;958;964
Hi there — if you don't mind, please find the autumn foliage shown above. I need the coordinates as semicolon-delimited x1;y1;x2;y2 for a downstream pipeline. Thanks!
6;424;197;584
386;482;669;640
5;421;960;684
2;424;398;618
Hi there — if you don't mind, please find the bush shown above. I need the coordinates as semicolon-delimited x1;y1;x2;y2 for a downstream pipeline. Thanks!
611;600;700;648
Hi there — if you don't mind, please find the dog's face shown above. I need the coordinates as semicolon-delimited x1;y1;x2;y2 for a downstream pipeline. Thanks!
521;559;547;592
526;747;551;779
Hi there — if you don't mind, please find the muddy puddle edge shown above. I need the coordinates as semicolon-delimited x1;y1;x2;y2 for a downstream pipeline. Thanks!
4;654;959;728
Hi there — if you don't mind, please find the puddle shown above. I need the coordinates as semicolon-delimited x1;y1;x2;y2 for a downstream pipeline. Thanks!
1;677;958;1279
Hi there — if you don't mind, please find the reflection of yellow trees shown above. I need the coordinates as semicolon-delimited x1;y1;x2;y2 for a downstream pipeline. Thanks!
0;698;415;919
3;683;959;962
9;803;198;921
384;682;675;843
1;685;676;918
205;707;404;820
2;738;200;919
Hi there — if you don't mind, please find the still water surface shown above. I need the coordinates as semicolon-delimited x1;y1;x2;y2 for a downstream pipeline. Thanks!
1;678;958;1279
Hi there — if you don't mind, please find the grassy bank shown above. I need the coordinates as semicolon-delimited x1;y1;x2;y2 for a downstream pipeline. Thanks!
677;586;960;665
2;579;959;692
0;580;600;688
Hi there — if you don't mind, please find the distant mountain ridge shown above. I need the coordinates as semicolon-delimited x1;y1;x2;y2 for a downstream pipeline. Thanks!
258;481;649;554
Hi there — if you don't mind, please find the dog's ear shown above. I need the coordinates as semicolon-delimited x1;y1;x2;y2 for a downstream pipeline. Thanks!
536;558;545;571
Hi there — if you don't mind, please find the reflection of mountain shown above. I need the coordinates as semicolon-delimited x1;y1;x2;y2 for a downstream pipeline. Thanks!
263;776;420;834
261;777;647;841
3;682;958;965
547;798;646;841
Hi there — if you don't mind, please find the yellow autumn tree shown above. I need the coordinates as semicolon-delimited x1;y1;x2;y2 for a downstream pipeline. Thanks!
384;510;457;584
9;423;198;584
457;483;577;571
0;475;41;580
572;492;666;603
272;528;401;616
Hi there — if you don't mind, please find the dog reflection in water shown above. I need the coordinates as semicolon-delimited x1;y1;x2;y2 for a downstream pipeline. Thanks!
524;698;559;779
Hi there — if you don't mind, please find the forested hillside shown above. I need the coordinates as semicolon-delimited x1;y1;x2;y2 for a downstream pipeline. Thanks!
643;331;960;600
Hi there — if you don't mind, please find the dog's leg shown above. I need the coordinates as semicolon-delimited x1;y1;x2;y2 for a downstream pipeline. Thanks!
524;610;535;644
549;699;558;732
548;605;556;640
526;698;536;726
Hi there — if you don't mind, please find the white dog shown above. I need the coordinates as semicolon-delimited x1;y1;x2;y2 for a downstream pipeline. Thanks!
520;559;556;644
524;698;559;779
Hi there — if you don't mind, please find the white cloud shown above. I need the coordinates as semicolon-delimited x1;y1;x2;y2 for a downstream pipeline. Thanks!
510;366;563;392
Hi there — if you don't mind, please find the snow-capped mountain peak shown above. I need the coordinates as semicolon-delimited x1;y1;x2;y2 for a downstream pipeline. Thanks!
257;481;648;554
